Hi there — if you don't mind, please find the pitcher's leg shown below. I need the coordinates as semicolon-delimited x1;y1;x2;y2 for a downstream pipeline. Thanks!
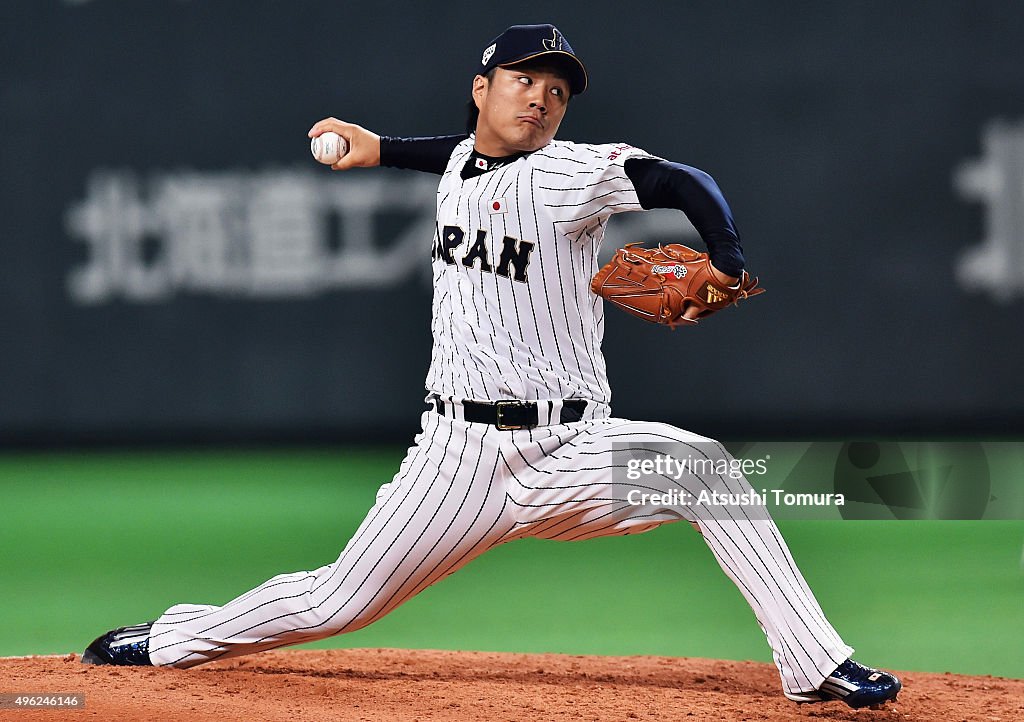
688;510;853;694
148;414;511;668
506;418;853;695
625;427;853;694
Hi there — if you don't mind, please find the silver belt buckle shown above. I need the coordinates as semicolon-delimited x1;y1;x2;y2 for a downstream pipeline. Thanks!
495;400;531;430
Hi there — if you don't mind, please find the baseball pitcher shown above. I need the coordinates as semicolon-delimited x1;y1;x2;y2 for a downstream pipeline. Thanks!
83;24;901;710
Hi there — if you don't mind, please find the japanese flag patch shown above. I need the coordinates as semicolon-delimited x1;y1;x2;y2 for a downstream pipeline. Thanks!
489;197;508;214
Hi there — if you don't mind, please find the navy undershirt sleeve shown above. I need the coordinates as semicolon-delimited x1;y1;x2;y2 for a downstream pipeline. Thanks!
624;157;746;277
380;135;469;174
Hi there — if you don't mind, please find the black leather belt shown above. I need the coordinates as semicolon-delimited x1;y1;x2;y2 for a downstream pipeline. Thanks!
432;398;588;430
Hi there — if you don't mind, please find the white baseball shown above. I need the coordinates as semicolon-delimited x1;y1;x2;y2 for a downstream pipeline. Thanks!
311;131;348;165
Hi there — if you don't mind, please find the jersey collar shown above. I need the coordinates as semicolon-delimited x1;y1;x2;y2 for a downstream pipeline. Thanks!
461;148;533;180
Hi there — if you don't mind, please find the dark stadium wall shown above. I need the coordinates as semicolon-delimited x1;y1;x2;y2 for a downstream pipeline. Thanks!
2;1;1023;442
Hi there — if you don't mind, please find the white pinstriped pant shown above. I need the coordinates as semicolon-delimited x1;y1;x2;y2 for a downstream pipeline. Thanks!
148;409;853;695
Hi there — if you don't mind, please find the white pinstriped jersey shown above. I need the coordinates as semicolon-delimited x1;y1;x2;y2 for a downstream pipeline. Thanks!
426;137;659;405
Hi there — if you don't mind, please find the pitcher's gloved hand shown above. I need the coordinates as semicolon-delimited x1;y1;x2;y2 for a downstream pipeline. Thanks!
591;243;765;327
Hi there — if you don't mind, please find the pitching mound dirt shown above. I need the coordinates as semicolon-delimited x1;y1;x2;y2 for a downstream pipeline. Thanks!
1;648;1020;721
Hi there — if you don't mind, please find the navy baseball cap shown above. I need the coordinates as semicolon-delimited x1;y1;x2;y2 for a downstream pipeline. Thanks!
478;24;588;96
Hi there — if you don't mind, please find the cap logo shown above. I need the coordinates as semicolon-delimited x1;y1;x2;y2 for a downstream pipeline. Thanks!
481;43;496;66
542;28;562;51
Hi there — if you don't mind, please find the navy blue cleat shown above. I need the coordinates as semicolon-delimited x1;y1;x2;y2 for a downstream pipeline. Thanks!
81;622;154;666
785;659;901;709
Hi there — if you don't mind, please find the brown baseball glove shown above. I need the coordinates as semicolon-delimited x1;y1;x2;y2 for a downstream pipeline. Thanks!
590;243;765;327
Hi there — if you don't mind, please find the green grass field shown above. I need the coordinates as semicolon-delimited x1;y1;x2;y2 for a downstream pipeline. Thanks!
1;448;1022;679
